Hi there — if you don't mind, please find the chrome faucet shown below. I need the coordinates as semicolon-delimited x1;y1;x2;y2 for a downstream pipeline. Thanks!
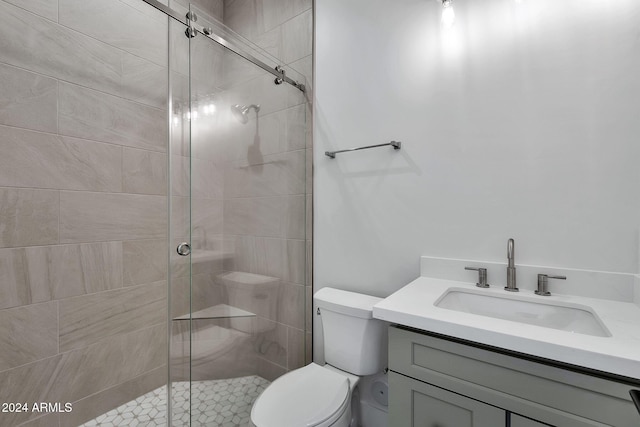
505;238;518;292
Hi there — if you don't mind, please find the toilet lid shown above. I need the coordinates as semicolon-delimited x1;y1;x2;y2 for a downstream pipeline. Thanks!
251;363;350;427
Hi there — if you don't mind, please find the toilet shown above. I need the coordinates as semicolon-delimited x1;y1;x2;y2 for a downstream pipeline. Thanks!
251;287;388;427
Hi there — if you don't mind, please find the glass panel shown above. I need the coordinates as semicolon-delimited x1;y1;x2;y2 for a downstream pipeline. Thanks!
188;4;308;425
169;11;193;427
0;0;172;425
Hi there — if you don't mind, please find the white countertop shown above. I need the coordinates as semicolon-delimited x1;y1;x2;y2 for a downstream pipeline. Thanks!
373;276;640;379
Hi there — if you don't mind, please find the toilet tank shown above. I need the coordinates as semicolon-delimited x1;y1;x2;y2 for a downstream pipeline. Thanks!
315;288;388;376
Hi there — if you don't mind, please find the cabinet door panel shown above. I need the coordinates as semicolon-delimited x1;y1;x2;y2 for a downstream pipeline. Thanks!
389;372;505;427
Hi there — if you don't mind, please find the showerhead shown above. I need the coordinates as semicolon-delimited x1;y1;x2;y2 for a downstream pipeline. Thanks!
231;104;260;124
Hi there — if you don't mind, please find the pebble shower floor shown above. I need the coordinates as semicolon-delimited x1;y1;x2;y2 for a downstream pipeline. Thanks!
80;376;270;427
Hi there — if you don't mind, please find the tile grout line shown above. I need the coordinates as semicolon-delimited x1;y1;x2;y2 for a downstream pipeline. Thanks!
0;322;165;376
0;122;168;157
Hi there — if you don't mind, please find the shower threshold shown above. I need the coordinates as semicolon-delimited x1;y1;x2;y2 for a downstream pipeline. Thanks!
80;375;269;427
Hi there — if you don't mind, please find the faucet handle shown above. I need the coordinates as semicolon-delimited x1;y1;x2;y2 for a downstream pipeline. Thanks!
465;267;489;288
535;274;566;296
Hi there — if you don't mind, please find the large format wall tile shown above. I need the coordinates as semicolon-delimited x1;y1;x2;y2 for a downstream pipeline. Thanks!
223;0;261;39
0;355;64;426
254;318;287;366
290;55;312;92
281;9;312;64
223;236;305;285
285;238;305;284
192;157;224;199
0;63;57;132
0;301;58;371
0;247;30;309
0;325;166;426
58;324;166;403
171;196;190;239
59;191;166;243
0;2;167;110
0;187;59;248
274;149;307;196
0;2;121;95
224;197;283;237
3;0;58;22
190;26;226;86
257;357;286;382
287;326;305;370
0;0;178;420
0;243;122;310
121;54;168;110
179;0;224;21
59;282;166;351
59;366;166;427
224;73;303;118
223;0;312;66
223;195;304;238
224;159;276;198
123;148;167;195
58;82;167;153
0;125;122;192
193;197;224;238
18;413;60;427
170;155;189;197
283;195;305;239
222;0;313;382
123;239;168;286
59;0;168;66
278;281;305;329
262;0;311;34
25;242;123;302
224;0;311;39
225;104;306;163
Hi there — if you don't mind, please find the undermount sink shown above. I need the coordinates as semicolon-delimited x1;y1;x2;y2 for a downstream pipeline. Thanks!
434;288;611;337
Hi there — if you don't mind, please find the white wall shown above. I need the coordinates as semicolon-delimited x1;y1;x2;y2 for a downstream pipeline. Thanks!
314;0;640;299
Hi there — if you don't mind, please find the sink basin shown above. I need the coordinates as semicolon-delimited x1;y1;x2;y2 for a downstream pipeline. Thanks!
434;288;611;337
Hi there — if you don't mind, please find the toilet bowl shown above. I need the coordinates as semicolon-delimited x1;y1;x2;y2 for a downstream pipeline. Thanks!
251;363;359;427
250;288;388;427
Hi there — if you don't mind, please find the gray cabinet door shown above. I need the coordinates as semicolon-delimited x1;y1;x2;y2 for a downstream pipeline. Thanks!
389;372;505;427
509;411;610;427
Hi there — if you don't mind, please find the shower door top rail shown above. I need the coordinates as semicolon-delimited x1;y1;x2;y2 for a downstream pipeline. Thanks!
140;0;306;92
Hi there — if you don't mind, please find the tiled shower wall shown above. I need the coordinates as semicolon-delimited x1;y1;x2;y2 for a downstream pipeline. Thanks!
0;0;310;426
222;0;314;380
0;1;172;425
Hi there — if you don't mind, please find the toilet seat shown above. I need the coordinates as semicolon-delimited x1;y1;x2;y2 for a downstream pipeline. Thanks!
251;363;351;427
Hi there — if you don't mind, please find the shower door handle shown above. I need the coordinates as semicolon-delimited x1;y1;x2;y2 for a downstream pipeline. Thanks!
176;242;191;256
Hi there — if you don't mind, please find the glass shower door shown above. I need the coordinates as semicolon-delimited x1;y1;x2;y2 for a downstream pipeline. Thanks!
168;7;193;426
172;4;309;425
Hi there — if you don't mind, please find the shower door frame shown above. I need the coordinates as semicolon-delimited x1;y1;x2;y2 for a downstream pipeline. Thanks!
153;0;309;424
140;0;306;93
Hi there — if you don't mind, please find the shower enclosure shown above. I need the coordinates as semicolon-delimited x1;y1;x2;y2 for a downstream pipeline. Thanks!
166;3;310;425
0;0;309;425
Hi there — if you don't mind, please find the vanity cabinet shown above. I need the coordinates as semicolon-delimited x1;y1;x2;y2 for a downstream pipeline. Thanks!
388;326;639;427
